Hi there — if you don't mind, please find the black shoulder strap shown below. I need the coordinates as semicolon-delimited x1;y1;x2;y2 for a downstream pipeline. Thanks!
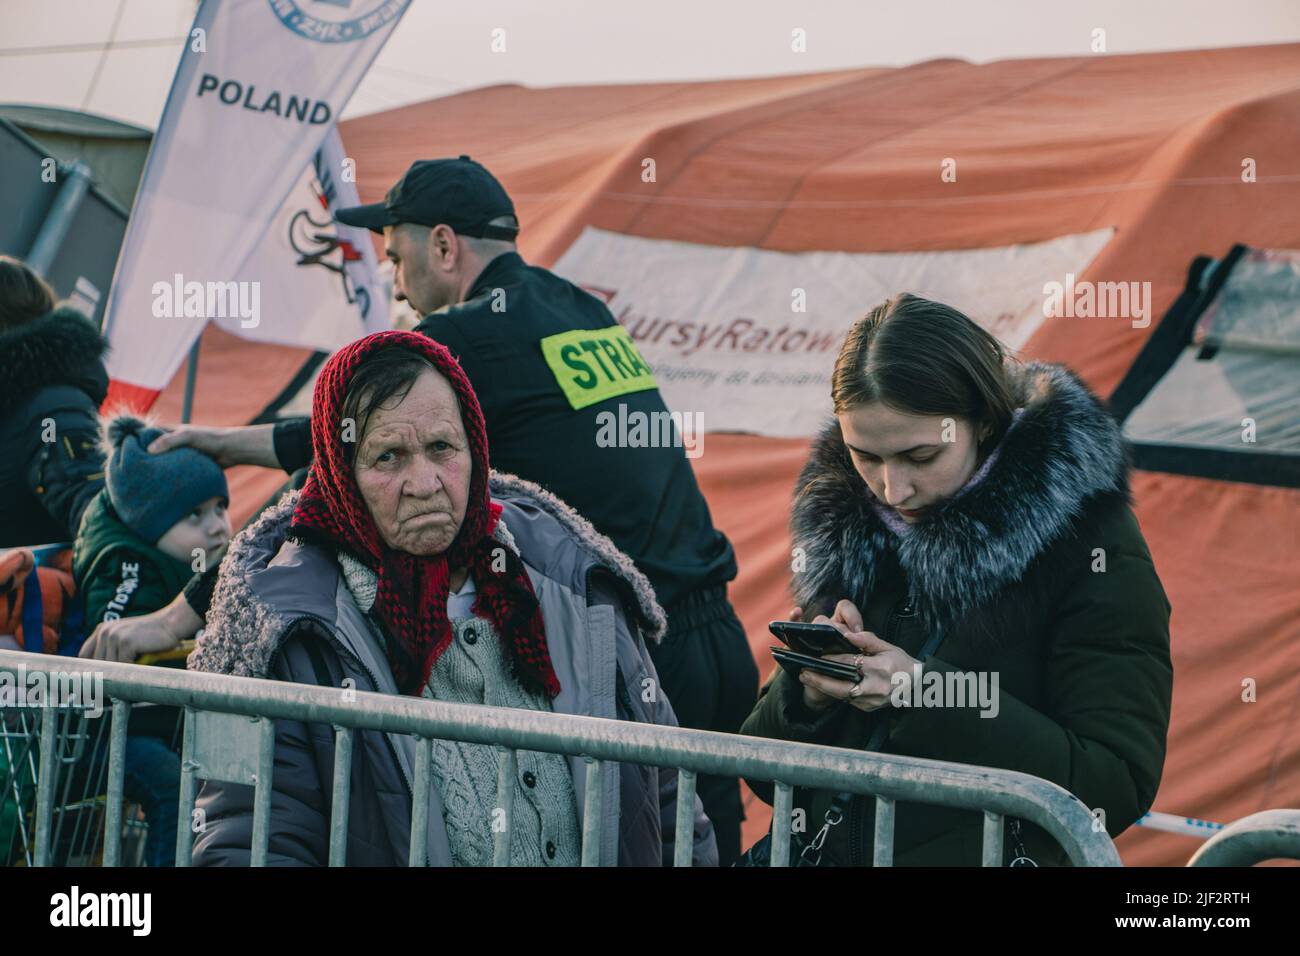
834;626;947;812
777;628;951;866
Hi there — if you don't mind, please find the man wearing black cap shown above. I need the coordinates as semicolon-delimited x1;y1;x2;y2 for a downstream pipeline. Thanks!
122;156;758;865
335;156;524;316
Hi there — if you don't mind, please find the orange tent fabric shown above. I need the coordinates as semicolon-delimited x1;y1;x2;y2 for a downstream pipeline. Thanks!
158;42;1300;865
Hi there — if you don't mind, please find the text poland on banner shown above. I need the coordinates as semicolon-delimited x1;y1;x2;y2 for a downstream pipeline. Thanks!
102;0;409;411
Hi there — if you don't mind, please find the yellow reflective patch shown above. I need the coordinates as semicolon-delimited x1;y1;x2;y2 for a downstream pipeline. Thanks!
539;326;658;410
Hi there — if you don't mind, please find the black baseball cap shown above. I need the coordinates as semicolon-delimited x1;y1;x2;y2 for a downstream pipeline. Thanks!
334;155;518;240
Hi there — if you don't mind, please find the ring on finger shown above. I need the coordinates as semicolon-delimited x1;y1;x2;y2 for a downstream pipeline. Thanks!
853;654;866;675
848;680;864;700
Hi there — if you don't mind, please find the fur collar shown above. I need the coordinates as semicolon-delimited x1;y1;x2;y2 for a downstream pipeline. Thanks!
488;470;667;643
191;472;666;679
0;307;108;416
791;361;1130;636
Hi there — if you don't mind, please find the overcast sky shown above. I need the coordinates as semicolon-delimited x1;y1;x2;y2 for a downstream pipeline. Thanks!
2;0;1299;130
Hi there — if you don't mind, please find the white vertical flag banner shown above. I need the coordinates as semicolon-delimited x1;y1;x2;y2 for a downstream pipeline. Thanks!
103;0;409;410
217;126;390;351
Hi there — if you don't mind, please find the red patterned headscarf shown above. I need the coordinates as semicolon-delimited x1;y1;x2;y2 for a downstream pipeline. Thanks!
289;330;559;698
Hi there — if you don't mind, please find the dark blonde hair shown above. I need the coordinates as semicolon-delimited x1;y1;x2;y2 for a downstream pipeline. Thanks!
0;255;56;331
832;294;1017;456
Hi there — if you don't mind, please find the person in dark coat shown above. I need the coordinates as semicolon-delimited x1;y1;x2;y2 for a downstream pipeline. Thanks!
91;158;758;863
188;331;717;866
741;293;1173;866
0;256;109;548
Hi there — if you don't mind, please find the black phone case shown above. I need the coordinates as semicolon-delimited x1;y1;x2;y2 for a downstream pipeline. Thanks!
769;621;859;657
770;647;860;682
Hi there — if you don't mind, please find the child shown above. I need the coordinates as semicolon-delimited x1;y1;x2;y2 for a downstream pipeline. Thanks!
74;416;231;627
68;415;232;866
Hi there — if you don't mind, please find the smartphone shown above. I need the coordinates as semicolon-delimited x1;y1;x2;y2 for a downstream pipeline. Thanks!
770;646;861;682
768;620;858;657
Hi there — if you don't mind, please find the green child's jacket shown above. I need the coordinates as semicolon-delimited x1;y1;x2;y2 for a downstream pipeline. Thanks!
72;489;195;629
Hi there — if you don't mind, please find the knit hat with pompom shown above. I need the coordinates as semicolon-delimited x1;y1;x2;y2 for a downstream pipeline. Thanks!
103;415;228;544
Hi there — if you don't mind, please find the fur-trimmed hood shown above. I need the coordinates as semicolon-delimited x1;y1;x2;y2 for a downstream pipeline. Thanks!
487;470;667;642
191;470;667;680
0;306;108;416
186;478;718;868
791;360;1130;637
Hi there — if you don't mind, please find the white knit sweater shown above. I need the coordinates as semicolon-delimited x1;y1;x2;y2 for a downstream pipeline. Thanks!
337;553;581;867
425;612;582;867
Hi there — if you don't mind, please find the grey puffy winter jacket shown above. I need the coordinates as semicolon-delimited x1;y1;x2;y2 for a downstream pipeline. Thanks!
186;472;718;866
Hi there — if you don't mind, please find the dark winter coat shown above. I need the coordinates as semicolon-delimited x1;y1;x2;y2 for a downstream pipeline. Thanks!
0;307;109;548
187;474;718;867
741;361;1173;866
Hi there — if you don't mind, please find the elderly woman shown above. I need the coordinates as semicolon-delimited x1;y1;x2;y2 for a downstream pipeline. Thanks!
188;331;716;866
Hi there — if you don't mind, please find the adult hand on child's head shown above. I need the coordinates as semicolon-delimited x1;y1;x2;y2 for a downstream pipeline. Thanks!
147;423;280;469
147;425;238;468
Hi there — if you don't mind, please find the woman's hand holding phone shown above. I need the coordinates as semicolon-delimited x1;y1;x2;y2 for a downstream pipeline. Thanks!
788;600;861;708
789;600;919;713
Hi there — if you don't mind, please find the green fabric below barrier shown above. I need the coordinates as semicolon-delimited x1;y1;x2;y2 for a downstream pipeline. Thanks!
0;740;37;865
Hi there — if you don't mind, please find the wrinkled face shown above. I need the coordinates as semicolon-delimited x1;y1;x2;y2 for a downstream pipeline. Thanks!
353;368;471;556
384;223;460;316
157;496;232;566
838;402;990;524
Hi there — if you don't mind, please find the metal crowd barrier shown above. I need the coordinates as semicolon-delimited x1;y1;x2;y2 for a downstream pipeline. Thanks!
3;650;1124;866
1187;810;1300;867
1;705;154;866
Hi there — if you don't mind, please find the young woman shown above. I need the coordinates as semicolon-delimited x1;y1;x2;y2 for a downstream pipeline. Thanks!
741;293;1172;866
